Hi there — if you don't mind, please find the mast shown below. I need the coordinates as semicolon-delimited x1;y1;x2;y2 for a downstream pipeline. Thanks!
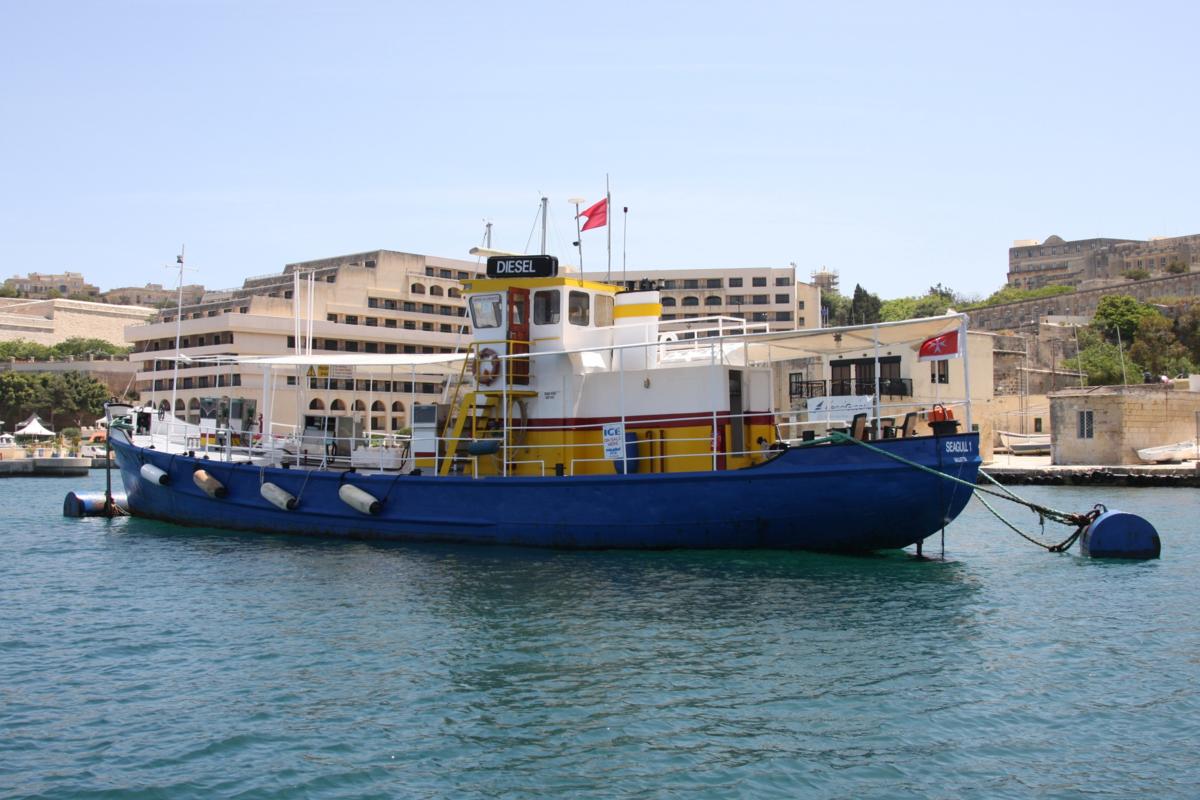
569;197;584;270
605;175;612;282
539;196;548;254
168;245;188;420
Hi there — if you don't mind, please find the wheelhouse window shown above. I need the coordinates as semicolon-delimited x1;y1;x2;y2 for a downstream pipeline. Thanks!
595;295;614;327
533;289;560;324
469;294;503;329
568;291;590;326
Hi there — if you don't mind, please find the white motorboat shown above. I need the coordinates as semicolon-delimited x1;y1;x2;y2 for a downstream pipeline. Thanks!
998;430;1051;455
1136;440;1198;463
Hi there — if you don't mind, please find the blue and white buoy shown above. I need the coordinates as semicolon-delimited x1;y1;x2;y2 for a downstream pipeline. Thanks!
1080;509;1161;559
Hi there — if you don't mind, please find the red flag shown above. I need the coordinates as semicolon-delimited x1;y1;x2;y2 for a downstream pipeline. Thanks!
918;330;960;361
579;198;608;231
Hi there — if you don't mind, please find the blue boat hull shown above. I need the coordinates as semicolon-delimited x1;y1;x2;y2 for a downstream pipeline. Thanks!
110;430;980;551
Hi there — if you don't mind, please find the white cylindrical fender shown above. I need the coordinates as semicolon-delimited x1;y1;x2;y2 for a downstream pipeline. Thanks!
338;483;381;515
192;469;228;499
260;481;297;511
140;463;170;486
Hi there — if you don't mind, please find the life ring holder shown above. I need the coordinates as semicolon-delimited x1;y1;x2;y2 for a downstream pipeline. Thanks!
930;403;955;423
476;347;501;386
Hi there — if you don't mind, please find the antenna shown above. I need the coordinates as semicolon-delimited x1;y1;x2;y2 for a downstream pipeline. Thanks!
166;245;197;419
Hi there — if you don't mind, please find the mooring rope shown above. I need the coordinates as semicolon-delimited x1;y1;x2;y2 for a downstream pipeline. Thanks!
821;432;1098;545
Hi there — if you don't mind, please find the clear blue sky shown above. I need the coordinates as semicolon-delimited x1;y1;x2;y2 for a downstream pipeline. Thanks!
3;1;1197;299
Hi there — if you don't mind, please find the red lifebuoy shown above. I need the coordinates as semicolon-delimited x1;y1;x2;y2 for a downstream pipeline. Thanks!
476;347;500;386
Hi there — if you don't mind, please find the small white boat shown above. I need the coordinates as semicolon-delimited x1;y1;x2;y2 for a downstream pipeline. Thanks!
1136;441;1198;463
998;430;1051;455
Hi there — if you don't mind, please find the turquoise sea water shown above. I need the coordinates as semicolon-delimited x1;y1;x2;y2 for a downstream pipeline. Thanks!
2;474;1198;799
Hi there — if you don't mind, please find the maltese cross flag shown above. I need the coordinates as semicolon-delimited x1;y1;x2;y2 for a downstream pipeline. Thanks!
917;330;961;362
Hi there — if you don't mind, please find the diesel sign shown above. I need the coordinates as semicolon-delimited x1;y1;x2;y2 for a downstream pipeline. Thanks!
486;254;558;279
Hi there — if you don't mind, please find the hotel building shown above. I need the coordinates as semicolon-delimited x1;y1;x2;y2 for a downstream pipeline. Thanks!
579;264;822;331
125;250;483;433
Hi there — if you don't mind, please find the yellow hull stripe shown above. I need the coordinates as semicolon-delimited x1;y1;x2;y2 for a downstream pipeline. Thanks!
613;303;662;318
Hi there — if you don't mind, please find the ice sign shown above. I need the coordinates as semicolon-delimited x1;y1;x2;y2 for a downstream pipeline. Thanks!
602;422;626;460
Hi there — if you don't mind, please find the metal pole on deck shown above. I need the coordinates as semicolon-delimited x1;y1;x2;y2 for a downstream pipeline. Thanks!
872;324;881;439
960;315;973;431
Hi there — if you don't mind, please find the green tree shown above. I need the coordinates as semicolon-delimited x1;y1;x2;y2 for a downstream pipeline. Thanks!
0;372;40;430
1128;314;1194;377
1173;305;1200;363
1123;268;1151;281
821;290;852;327
0;340;54;360
963;284;1075;310
1092;295;1158;343
1166;260;1189;275
50;338;130;359
1063;328;1142;386
0;284;17;298
848;284;882;325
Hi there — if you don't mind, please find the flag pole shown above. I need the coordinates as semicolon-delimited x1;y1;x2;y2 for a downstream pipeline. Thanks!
606;174;612;283
622;205;628;285
568;197;584;270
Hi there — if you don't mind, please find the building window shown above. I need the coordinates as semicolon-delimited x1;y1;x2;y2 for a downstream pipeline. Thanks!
368;297;379;308
798;301;805;310
727;295;743;305
421;322;433;331
365;342;378;353
345;315;358;325
683;279;699;289
1077;410;1094;439
661;280;677;289
775;294;789;304
775;276;790;286
287;336;295;348
776;311;792;321
1034;417;1043;433
752;276;767;287
704;296;722;306
706;278;722;288
385;319;397;328
728;277;743;288
327;313;337;322
365;317;378;326
752;295;769;304
681;296;699;307
931;361;949;384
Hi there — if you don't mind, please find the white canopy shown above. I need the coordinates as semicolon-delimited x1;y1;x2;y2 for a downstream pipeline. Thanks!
15;417;55;437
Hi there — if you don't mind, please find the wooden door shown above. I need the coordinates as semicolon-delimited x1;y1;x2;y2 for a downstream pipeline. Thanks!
507;288;530;385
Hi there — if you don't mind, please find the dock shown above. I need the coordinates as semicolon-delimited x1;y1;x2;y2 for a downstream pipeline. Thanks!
982;454;1200;487
0;457;93;477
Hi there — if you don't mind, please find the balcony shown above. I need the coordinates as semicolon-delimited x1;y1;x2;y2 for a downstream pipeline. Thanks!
791;378;913;399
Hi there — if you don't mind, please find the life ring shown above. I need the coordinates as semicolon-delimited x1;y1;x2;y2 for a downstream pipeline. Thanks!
476;347;500;386
510;397;528;446
930;403;955;422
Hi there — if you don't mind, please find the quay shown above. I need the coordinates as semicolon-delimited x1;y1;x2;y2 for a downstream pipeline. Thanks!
0;456;92;477
982;454;1200;487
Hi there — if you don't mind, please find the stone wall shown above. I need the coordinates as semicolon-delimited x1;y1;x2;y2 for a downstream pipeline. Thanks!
1050;385;1200;465
969;271;1200;331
